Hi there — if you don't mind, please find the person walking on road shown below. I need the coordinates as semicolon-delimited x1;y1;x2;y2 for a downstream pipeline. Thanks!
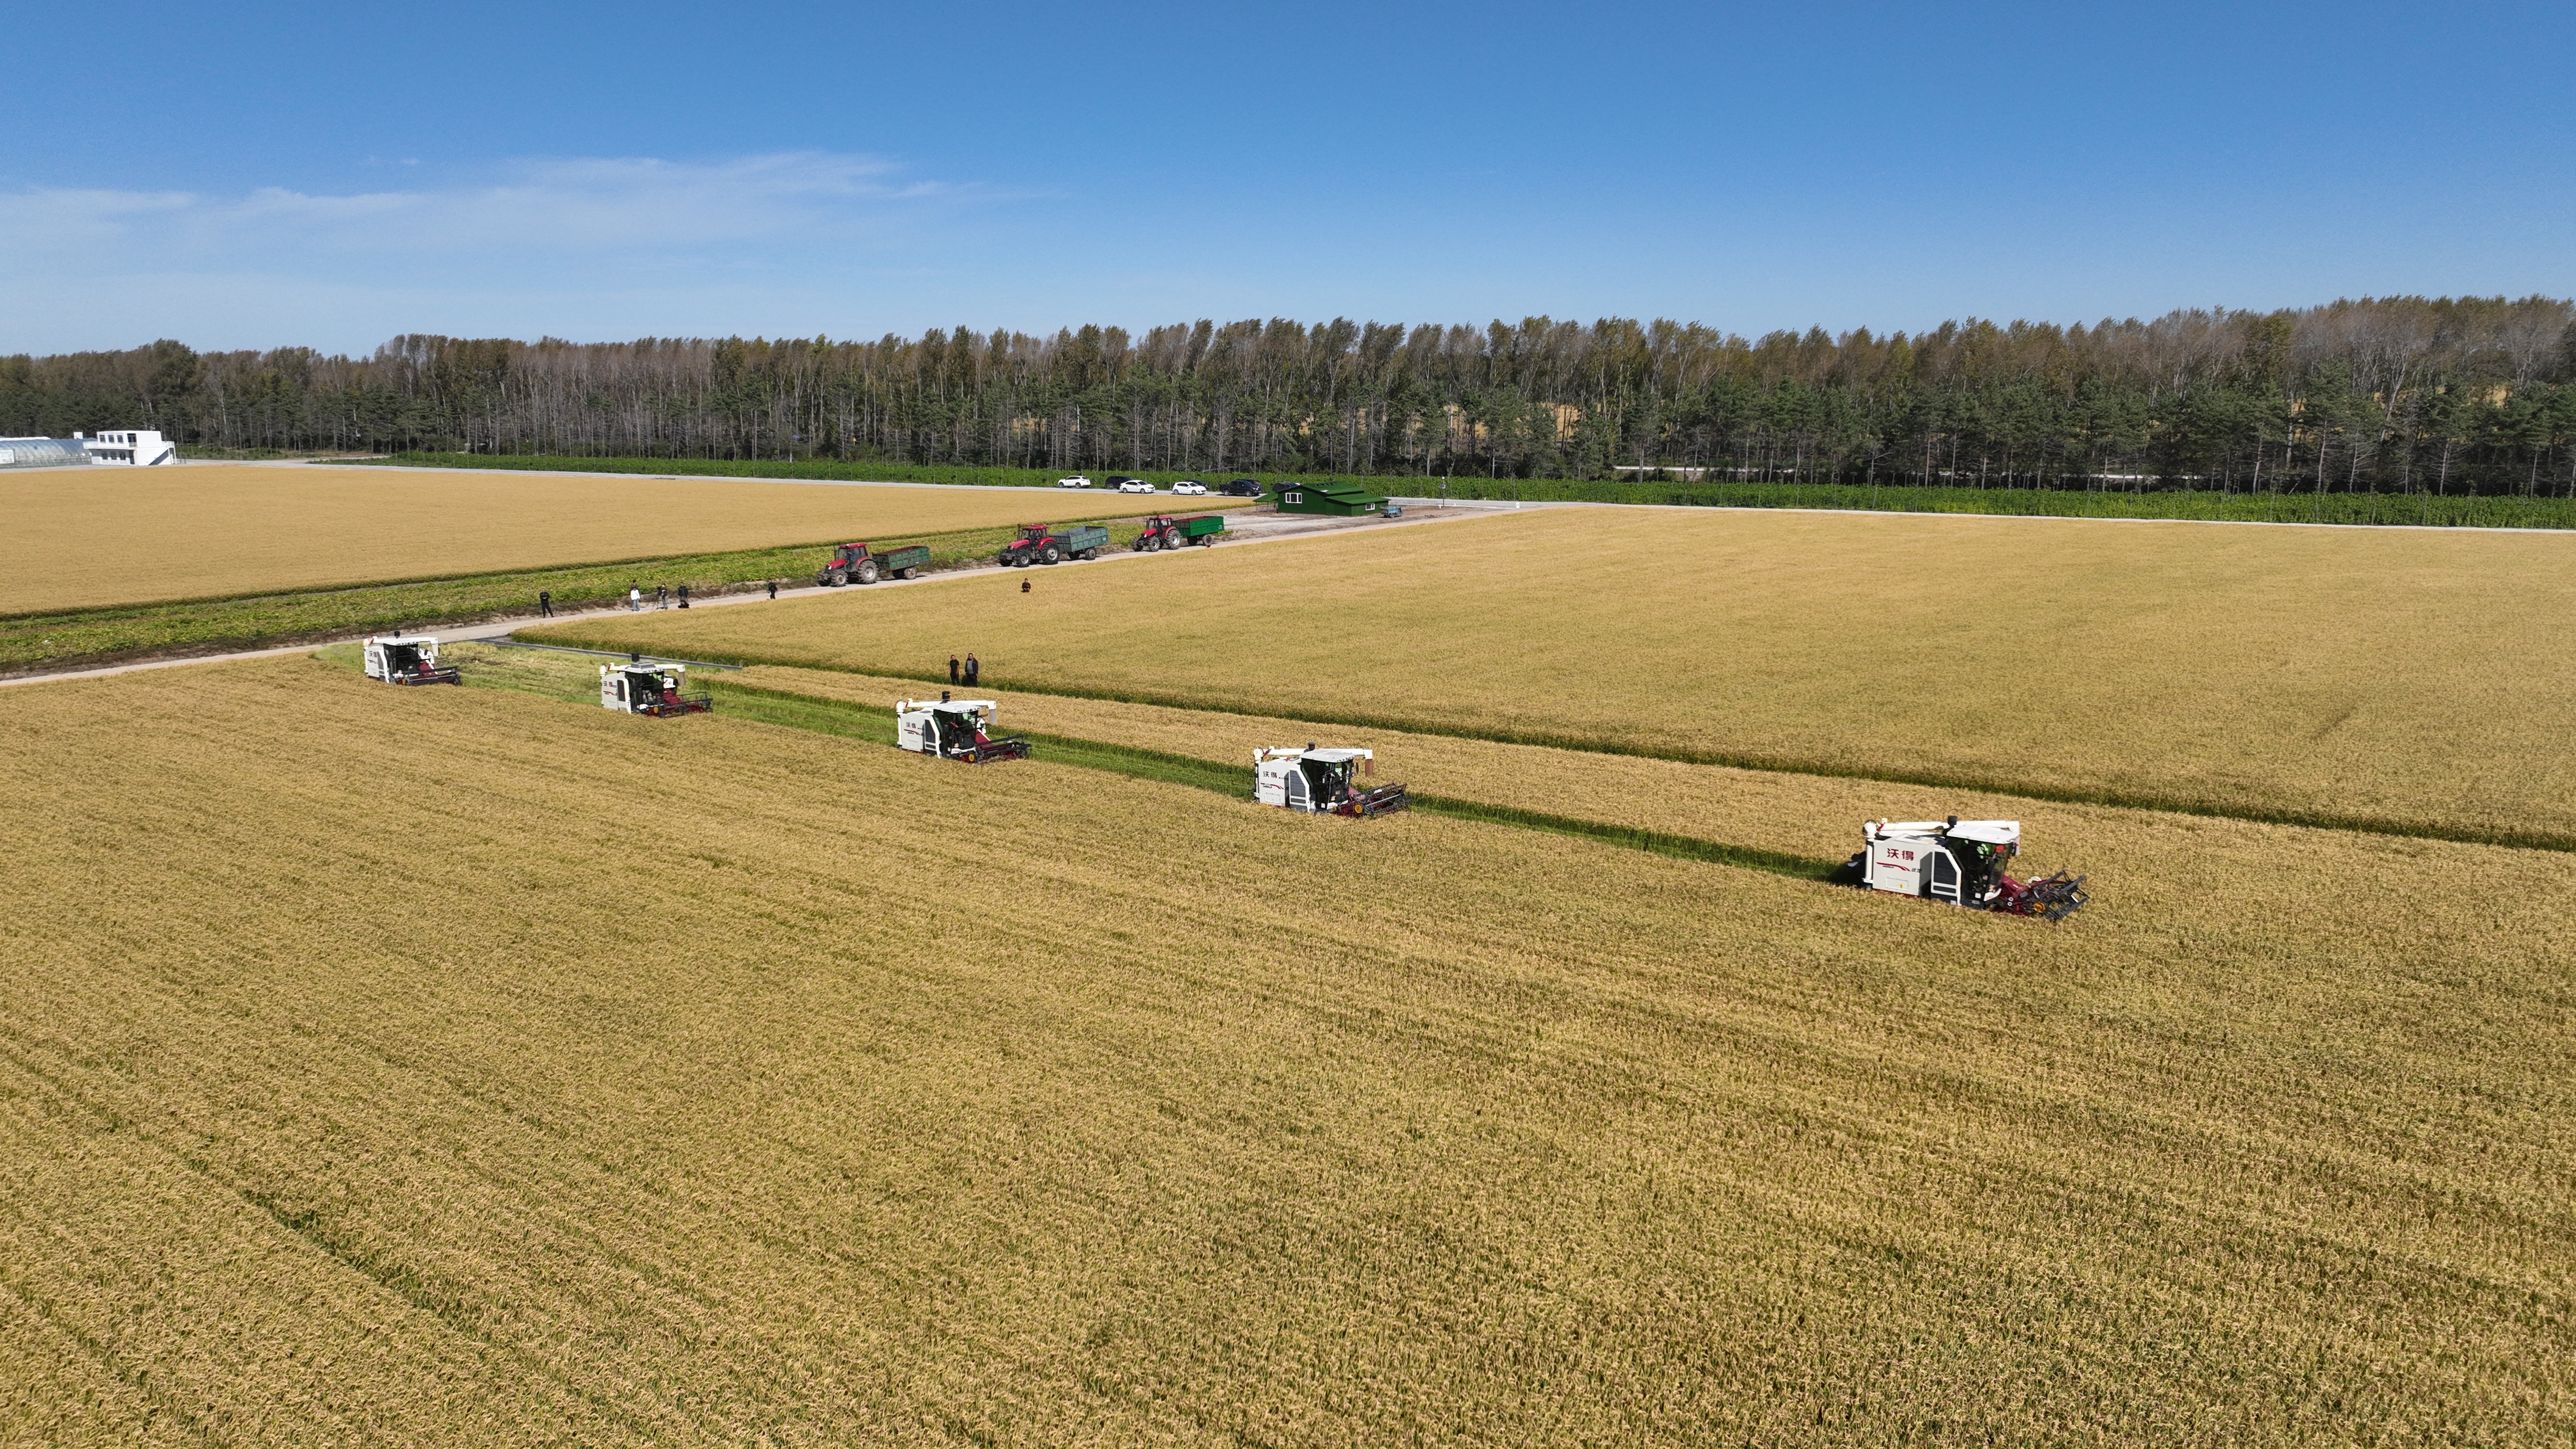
963;653;980;687
949;655;961;685
539;589;553;618
678;584;690;609
628;585;642;612
767;579;778;601
656;584;669;609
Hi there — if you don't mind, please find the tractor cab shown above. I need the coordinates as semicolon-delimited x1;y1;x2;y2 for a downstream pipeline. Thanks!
895;695;1031;762
600;656;713;716
997;524;1052;565
1253;745;1409;817
826;543;874;575
362;634;460;685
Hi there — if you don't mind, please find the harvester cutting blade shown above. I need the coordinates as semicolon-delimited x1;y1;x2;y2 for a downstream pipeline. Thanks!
2008;871;2088;921
1344;782;1410;817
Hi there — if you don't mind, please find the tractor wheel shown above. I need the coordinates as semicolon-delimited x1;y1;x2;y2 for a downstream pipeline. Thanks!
827;569;848;586
900;567;918;580
857;560;880;584
1041;545;1063;565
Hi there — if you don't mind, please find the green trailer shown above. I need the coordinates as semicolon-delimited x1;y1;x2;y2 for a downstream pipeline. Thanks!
1133;513;1228;550
998;523;1110;566
817;541;930;586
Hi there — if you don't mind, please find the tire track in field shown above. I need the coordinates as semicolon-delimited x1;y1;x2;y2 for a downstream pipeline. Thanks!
0;1018;685;1444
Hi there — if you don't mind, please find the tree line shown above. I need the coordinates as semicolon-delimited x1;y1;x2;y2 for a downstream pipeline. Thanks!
4;295;2572;496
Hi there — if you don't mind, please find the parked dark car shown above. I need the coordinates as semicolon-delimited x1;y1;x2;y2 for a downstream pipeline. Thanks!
1219;478;1265;497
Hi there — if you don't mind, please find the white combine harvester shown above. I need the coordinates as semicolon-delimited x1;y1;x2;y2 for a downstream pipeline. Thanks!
1842;816;2086;920
599;655;712;716
1253;745;1409;817
895;694;1030;762
362;634;460;685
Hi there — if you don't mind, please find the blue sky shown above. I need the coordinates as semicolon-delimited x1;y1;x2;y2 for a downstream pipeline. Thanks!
5;0;2571;354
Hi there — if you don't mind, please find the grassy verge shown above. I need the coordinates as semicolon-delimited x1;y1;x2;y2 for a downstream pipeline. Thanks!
1419;475;2576;527
701;679;1841;879
596;656;2576;856
383;451;2576;528
386;452;1144;490
414;665;1845;881
1;517;1157;677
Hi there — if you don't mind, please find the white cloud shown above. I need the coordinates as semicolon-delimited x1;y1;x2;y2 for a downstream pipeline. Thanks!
0;152;1026;351
0;152;964;261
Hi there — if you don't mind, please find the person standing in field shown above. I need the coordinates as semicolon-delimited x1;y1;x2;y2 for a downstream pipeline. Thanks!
949;656;960;684
629;585;642;612
964;653;980;687
539;589;552;618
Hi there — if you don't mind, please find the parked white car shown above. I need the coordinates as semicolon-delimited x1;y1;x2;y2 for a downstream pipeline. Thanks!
1058;475;1093;488
1115;478;1155;494
1171;479;1208;495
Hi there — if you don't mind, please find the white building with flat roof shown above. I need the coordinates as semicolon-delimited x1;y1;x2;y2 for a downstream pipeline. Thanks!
77;429;176;465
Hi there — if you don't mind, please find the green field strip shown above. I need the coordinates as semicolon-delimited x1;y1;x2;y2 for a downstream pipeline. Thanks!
643;658;2576;857
383;453;2576;530
0;515;1156;676
700;679;1842;881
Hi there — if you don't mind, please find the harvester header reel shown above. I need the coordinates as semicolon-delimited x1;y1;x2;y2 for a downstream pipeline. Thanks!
600;656;713;717
896;695;1032;763
1841;816;2087;921
363;634;460;685
1253;745;1410;817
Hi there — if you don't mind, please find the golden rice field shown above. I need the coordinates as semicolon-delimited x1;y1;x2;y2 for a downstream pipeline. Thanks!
0;463;1177;614
2;657;2570;1445
535;506;2576;846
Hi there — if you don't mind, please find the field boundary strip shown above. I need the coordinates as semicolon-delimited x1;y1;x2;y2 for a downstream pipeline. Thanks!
378;453;2576;531
700;680;1848;881
0;508;1184;624
0;512;1203;679
670;663;2576;857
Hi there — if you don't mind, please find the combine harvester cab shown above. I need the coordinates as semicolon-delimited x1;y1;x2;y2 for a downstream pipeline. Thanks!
1253;745;1409;818
600;657;713;717
817;541;930;586
362;634;460;685
896;694;1031;762
1848;817;2086;920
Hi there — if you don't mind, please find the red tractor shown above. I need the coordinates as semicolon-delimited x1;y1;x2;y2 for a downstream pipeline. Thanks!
1131;514;1226;551
998;523;1109;566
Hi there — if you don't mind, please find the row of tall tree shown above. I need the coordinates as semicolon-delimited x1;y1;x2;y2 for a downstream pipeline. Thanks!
4;296;2572;494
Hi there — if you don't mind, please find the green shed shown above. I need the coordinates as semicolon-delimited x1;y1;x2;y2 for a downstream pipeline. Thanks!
1273;479;1387;516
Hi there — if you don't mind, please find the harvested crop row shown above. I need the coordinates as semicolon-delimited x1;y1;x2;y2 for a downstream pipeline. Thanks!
3;657;2570;1444
0;463;1184;615
532;504;2576;845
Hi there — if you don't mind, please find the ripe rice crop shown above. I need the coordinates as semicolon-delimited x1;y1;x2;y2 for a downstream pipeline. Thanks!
2;657;2570;1443
0;463;1181;614
534;504;2576;847
726;664;2080;866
